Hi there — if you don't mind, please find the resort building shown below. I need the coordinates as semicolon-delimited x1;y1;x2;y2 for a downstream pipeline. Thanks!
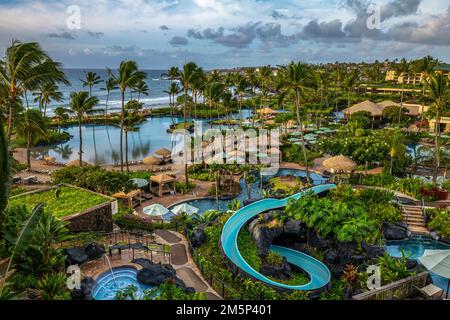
343;100;427;119
385;64;450;84
429;117;450;133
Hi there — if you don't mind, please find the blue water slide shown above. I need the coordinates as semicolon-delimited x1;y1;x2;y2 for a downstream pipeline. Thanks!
220;184;336;291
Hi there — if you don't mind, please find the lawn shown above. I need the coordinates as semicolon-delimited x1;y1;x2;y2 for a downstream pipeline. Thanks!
8;186;109;218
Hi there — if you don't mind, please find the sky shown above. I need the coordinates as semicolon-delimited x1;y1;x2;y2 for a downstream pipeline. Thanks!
0;0;449;69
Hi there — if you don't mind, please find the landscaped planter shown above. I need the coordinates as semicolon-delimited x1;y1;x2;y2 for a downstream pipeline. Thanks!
9;184;118;233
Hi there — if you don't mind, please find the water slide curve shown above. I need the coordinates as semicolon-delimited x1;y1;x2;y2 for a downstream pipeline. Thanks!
220;184;336;291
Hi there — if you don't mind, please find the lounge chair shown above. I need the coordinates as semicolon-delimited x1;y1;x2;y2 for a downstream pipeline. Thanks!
415;284;444;300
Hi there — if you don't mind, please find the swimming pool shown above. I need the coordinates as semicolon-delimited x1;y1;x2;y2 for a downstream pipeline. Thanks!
92;267;153;300
173;169;328;215
386;236;450;292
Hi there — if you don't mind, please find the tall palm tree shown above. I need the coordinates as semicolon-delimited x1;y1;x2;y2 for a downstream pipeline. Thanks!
388;130;406;174
68;92;99;167
164;82;181;124
107;61;147;172
15;109;48;169
102;78;118;116
32;83;63;117
0;40;68;143
191;69;206;119
81;71;103;97
133;80;149;102
426;73;449;185
123;100;144;172
331;65;344;121
233;73;249;121
286;62;313;182
343;70;359;108
256;66;272;109
413;56;439;131
162;67;180;82
204;82;225;125
395;58;411;127
0;121;10;219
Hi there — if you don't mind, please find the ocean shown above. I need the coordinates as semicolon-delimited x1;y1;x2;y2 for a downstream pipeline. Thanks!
25;69;175;116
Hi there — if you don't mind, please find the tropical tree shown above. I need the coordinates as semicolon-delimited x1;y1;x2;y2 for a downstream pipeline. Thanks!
343;70;359;108
0;122;10;224
395;59;411;127
426;73;449;185
164;82;181;124
179;62;200;127
388;130;406;175
233;73;250;121
102;77;118;116
413;56;439;130
123;100;144;172
256;66;272;109
285;62;313;182
81;71;102;97
133;80;149;102
0;40;68;142
32;83;63;117
107;61;146;172
15;109;48;169
68;91;99;166
53;107;70;132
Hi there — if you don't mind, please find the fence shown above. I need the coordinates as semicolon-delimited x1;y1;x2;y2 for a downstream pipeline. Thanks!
352;272;429;300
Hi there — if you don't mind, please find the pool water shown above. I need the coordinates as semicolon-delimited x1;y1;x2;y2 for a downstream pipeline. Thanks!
386;236;450;292
92;267;153;300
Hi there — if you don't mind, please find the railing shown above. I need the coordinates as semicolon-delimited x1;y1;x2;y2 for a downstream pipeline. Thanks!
352;272;429;300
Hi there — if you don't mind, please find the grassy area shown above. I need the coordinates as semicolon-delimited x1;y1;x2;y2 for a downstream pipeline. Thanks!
8;186;109;218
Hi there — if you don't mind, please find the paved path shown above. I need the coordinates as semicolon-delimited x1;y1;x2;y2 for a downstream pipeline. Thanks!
155;230;181;244
171;243;188;265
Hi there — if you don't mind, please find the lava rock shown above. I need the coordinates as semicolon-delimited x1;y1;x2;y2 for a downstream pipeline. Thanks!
85;243;105;260
72;277;96;300
324;249;339;265
136;261;187;289
251;225;284;256
65;247;89;266
190;228;206;248
308;230;333;249
260;257;292;280
362;241;386;259
283;219;303;235
430;231;440;241
405;259;418;270
382;222;408;240
439;237;450;245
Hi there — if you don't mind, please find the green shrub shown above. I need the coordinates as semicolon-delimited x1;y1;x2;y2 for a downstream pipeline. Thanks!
377;253;414;285
427;209;450;238
441;180;450;192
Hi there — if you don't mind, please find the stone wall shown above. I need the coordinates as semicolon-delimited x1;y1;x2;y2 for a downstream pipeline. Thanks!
63;202;114;233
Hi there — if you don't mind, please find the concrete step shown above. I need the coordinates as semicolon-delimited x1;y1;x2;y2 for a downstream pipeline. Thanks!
403;217;425;223
405;221;427;227
402;208;424;213
409;226;430;235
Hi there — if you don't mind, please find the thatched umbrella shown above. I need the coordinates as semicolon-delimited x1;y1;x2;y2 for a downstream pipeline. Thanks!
256;107;277;115
323;155;357;174
155;148;172;159
143;156;162;165
67;160;89;167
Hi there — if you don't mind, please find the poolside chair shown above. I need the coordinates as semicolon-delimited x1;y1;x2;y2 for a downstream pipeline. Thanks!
415;284;444;300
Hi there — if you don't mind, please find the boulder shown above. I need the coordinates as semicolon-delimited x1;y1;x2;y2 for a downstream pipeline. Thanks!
439;237;450;245
190;228;206;248
308;230;333;249
362;241;386;259
65;247;89;266
71;277;96;300
136;260;187;290
382;222;408;240
251;225;284;256
324;249;339;265
405;259;418;270
430;231;440;241
85;243;105;260
283;219;303;235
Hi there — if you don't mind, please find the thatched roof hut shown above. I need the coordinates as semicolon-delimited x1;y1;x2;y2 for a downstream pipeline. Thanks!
323;155;357;173
155;148;172;158
343;100;384;117
143;156;162;165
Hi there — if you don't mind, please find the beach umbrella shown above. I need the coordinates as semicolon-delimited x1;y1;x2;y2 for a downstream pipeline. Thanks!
172;203;199;216
290;132;303;136
143;204;170;219
419;250;450;296
131;178;149;189
143;156;162;165
155;148;172;158
323;155;357;173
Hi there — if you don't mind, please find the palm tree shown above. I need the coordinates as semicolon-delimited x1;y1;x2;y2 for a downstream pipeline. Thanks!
395;58;411;127
204;82;225;125
81;71;103;97
15;109;48;169
102;78;118;116
164;82;181;124
331;65;344;121
256;66;272;109
133;80;149;102
123;100;144;172
426;73;449;185
233;73;249;121
413;56;439;131
162;67;180;82
286;62;313;182
0;40;68;143
107;61;147;172
53;107;70;132
68;91;99;166
191;69;206;119
388;130;406;174
32;83;63;117
343;70;359;108
0;122;10;219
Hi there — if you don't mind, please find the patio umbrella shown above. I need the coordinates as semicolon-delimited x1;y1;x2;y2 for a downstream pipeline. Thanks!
419;250;450;295
290;132;303;136
143;203;170;218
172;203;199;216
131;178;149;189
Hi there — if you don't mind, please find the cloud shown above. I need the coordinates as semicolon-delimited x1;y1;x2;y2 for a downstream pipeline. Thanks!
160;25;170;30
169;36;189;46
302;20;346;40
46;32;75;40
87;31;105;39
